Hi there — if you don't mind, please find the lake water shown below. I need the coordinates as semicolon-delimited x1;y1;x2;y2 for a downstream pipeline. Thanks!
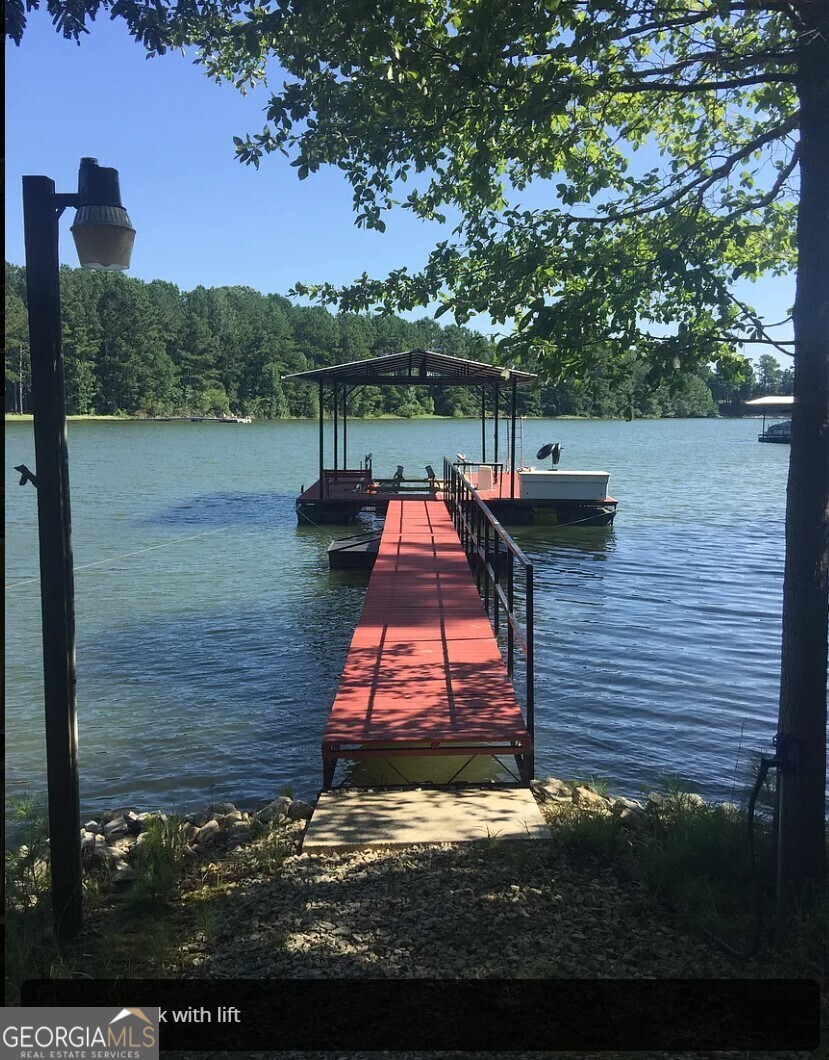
5;416;789;815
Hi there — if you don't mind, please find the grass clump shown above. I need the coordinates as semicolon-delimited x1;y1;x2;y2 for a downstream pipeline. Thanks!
251;820;295;875
5;798;302;1004
544;769;829;973
5;795;63;1004
127;814;190;907
5;794;52;913
631;797;767;940
572;774;612;796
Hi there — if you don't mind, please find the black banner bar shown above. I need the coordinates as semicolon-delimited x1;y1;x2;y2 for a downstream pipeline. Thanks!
22;978;819;1051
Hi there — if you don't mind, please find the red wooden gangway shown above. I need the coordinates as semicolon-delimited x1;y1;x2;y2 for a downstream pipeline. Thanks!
322;499;533;789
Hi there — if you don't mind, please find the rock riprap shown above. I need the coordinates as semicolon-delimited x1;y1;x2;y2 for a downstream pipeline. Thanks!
77;795;315;886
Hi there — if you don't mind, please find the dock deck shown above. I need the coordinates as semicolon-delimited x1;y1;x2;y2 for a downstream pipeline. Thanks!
298;470;616;526
322;499;533;789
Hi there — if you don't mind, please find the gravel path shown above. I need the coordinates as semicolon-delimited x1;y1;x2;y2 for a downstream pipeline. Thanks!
180;836;743;979
163;833;814;1060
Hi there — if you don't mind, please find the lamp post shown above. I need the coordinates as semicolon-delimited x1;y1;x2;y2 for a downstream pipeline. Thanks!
22;157;135;941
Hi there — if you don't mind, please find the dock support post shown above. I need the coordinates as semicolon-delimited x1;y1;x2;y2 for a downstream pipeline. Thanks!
343;386;348;469
510;380;517;499
526;564;535;745
516;753;533;785
333;382;338;471
481;387;486;464
494;382;499;471
24;175;83;941
318;381;324;498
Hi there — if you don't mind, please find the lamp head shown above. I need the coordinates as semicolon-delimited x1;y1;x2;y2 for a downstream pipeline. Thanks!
70;157;135;271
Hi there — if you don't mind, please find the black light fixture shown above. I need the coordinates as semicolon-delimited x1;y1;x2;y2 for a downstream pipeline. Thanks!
22;156;135;941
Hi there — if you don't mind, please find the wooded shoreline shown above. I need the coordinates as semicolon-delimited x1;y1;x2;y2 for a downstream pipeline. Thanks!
4;410;767;424
6;263;788;423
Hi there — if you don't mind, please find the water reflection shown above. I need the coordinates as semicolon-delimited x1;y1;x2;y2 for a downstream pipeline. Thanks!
142;491;299;529
516;524;616;560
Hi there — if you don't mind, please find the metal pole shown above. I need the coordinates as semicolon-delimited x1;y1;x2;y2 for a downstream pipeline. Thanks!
510;380;517;500
484;519;490;615
333;381;338;471
343;386;348;469
318;381;324;498
494;382;499;472
493;531;500;635
481;387;486;464
23;175;83;941
526;564;535;743
507;551;514;676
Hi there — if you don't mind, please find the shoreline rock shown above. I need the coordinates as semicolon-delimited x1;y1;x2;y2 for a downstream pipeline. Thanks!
10;777;738;899
530;775;726;832
72;793;318;886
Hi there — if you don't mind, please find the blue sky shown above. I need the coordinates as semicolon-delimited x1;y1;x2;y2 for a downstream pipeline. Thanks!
6;13;795;364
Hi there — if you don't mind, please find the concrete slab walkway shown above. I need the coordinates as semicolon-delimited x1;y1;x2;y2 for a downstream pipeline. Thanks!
302;788;550;853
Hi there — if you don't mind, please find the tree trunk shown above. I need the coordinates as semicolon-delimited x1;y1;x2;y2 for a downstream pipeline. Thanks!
777;6;829;907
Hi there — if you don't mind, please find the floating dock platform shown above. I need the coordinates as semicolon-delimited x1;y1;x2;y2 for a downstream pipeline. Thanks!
298;469;616;527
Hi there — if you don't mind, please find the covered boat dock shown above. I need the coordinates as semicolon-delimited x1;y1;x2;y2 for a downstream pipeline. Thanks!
745;395;793;443
284;349;616;526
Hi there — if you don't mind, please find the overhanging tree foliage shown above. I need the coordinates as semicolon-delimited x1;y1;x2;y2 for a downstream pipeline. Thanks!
9;0;827;899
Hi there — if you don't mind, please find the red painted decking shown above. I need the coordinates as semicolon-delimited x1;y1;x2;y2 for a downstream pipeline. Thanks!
322;499;532;787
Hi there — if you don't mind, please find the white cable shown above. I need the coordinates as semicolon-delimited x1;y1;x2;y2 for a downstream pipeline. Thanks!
4;526;230;590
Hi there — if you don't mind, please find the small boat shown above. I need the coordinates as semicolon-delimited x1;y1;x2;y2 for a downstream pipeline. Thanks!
327;532;381;571
186;415;252;424
758;420;791;444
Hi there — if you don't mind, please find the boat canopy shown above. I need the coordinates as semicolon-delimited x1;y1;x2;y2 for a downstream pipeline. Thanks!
283;348;537;388
744;395;794;408
284;349;537;495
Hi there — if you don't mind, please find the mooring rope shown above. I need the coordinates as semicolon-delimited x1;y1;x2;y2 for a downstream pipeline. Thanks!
4;526;231;591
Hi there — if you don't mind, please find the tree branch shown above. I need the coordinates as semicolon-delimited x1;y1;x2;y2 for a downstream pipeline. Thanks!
721;143;800;222
564;114;798;224
609;73;797;93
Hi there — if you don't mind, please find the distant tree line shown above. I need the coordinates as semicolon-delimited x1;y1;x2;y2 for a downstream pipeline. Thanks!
5;262;791;420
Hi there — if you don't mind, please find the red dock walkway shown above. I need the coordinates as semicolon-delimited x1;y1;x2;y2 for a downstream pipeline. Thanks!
322;499;533;788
